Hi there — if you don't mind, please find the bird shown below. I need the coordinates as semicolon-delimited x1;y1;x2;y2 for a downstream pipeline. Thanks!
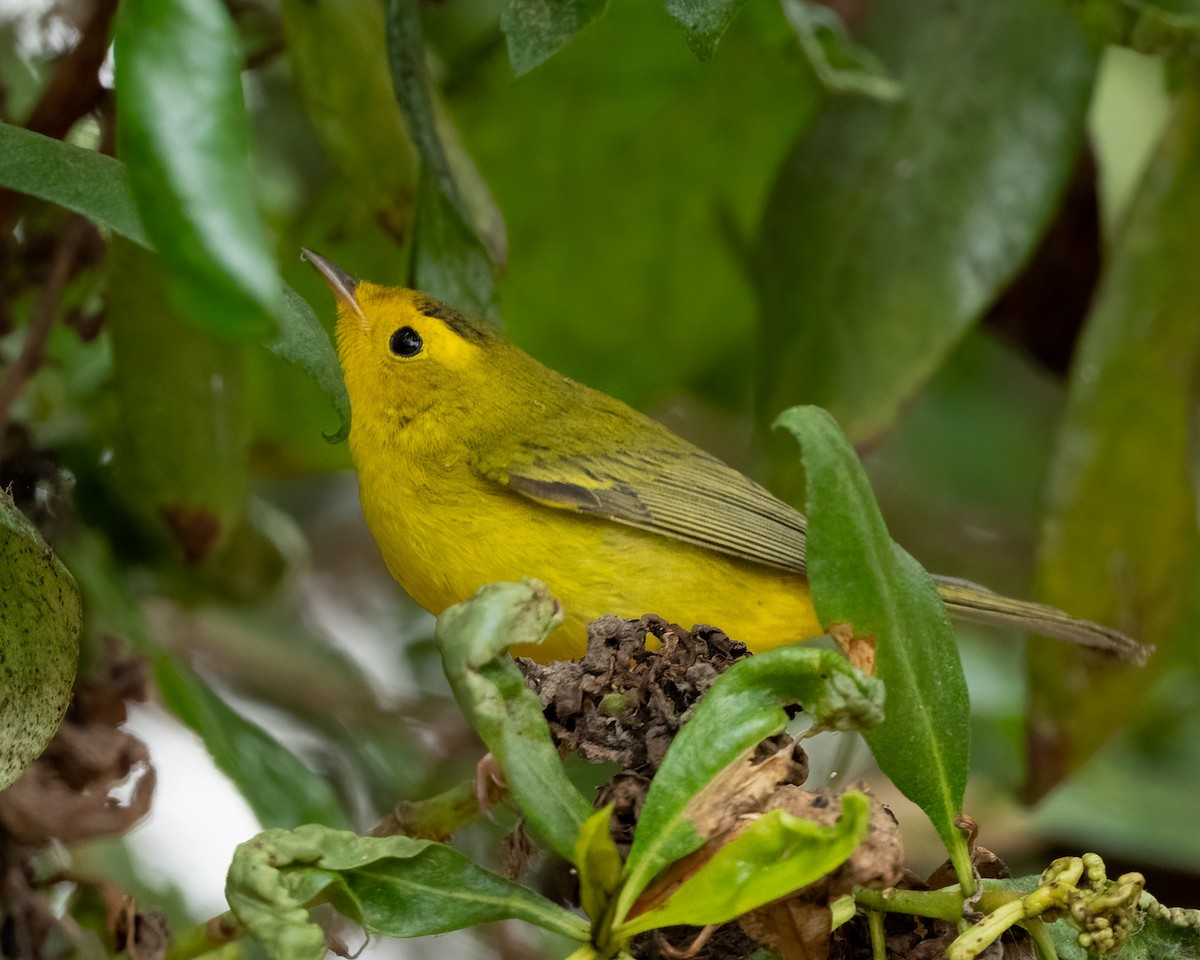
303;249;1145;665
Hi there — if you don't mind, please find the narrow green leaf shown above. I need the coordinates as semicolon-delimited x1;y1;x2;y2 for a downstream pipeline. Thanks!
666;0;749;59
576;805;623;924
756;0;1097;441
385;0;503;317
0;491;80;790
501;0;610;75
436;581;594;864
1026;83;1200;798
617;644;882;921
0;125;349;435
775;406;970;868
113;0;282;341
619;793;870;936
156;658;348;830
280;0;417;237
273;288;351;442
408;170;499;321
780;0;900;101
226;825;590;960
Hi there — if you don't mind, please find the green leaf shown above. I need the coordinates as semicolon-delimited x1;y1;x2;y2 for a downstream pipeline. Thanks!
280;0;417;238
780;0;900;101
451;2;817;410
106;238;249;563
618;793;870;936
226;825;590;960
576;805;623;924
666;0;749;59
617;644;882;921
113;0;282;341
156;658;349;831
0;490;80;790
1026;83;1200;798
756;0;1097;441
0;122;148;244
0;125;349;435
435;580;594;864
1063;0;1200;58
272;289;351;442
775;406;970;871
384;0;503;318
501;0;610;75
408;169;499;322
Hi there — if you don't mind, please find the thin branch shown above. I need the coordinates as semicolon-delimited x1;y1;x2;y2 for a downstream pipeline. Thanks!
0;218;87;456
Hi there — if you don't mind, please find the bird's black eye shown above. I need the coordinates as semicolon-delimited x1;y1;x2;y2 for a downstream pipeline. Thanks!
389;326;423;358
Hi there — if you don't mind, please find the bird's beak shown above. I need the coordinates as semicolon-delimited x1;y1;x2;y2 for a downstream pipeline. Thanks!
301;248;365;322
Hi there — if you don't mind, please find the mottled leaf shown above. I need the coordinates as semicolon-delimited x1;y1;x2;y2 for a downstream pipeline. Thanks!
776;406;970;877
113;0;281;340
1026;84;1200;798
226;825;589;960
756;0;1097;441
436;581;594;863
0;491;80;790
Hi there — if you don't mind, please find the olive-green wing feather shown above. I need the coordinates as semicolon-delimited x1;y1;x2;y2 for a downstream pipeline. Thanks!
477;442;810;574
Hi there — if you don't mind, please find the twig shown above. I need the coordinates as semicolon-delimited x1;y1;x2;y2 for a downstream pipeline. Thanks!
0;218;86;456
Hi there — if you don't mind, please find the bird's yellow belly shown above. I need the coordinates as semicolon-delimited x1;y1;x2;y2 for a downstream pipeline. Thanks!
357;465;824;662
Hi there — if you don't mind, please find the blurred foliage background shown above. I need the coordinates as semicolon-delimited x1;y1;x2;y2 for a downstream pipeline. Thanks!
1;0;1199;955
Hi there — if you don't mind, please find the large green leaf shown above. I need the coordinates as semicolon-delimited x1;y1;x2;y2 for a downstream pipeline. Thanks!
226;825;590;960
436;580;594;864
776;406;970;878
501;0;610;75
155;658;348;831
106;239;249;563
618;793;869;936
0;123;147;244
0;491;80;790
617;644;882;922
756;0;1097;441
0;124;349;434
1026;83;1200;798
449;1;816;410
280;0;417;238
113;0;282;340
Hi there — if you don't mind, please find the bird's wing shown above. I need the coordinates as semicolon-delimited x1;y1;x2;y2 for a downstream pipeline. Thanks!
475;440;809;574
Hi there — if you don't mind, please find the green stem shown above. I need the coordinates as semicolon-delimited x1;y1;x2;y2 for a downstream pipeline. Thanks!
853;884;1021;921
370;778;484;840
165;912;243;960
867;909;886;960
1024;918;1060;960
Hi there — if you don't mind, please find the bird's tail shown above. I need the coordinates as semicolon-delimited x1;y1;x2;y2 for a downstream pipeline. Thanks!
933;576;1151;665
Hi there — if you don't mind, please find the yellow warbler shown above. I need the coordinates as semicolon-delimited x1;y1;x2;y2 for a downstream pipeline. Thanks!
305;250;1143;664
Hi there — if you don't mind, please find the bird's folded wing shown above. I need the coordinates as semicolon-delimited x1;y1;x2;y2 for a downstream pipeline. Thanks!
476;445;809;574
